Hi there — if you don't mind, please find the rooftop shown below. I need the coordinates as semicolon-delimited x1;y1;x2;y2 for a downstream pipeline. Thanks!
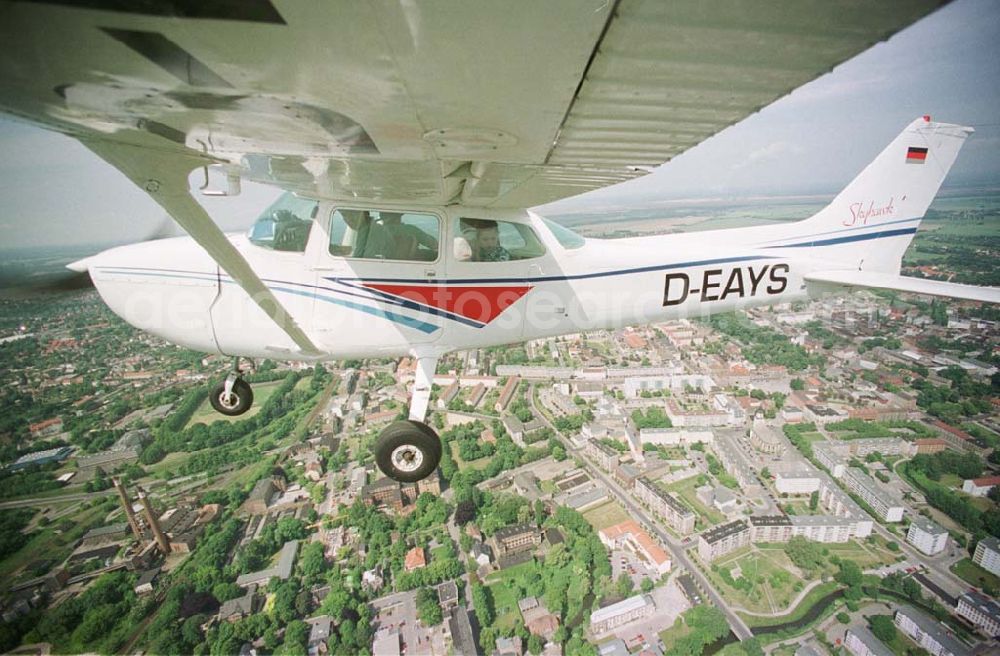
590;594;653;625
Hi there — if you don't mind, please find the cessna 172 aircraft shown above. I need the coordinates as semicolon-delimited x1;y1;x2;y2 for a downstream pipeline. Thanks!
2;1;998;483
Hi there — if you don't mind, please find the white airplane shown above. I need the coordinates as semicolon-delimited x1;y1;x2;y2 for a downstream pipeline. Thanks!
1;2;996;483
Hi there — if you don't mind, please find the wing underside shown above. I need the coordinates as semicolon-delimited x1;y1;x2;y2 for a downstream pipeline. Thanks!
0;0;946;208
806;270;1000;304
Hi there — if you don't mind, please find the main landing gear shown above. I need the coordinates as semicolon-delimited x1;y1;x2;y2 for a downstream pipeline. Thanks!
209;358;254;417
374;353;443;483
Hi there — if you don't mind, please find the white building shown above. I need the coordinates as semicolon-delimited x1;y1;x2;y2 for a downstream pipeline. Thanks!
962;476;1000;497
639;427;713;447
844;626;893;656
972;537;1000;577
775;472;821;495
589;594;655;634
894;606;971;656
906;517;948;556
843;467;904;522
956;591;1000;637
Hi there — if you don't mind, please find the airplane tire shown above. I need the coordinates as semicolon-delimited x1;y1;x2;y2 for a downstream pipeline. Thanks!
374;420;442;483
209;378;254;416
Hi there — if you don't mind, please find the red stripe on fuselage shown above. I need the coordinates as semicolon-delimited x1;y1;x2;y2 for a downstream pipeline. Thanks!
361;283;533;323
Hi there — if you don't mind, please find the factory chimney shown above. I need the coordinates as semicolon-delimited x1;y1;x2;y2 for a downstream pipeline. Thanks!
137;486;171;554
112;477;143;541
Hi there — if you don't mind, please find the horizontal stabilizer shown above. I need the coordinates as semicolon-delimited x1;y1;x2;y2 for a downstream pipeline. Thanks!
805;270;1000;304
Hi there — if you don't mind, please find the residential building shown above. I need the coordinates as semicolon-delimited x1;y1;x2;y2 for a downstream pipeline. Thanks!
843;467;904;522
972;537;1000;577
236;540;299;588
404;546;426;572
697;520;750;562
906;517;948;556
775;472;821;495
789;515;852;543
589;594;655;634
913;438;947;454
490;523;541;558
962;476;1000;498
219;585;258;623
639;427;713;447
518;597;560;640
749;515;792;543
956;591;1000;637
749;417;783;455
844;626;893;656
496;376;520;412
894;606;971;656
598;520;671;578
585;439;620;471
633;476;696;535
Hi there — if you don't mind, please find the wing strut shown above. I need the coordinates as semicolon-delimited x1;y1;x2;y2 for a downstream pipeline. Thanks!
83;139;321;356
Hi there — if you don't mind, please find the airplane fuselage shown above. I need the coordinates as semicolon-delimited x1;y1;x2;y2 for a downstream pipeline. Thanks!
82;203;884;362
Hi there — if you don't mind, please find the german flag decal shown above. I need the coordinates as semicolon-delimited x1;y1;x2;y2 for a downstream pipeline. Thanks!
906;146;928;164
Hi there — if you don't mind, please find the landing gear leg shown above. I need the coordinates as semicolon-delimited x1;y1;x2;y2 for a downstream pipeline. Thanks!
209;357;254;416
374;353;442;482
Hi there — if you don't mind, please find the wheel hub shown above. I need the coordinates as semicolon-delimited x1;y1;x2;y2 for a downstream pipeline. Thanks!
218;391;239;409
390;444;424;473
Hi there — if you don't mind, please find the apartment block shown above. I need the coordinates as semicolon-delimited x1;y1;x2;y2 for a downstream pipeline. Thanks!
906;517;948;556
697;520;750;562
633;476;696;535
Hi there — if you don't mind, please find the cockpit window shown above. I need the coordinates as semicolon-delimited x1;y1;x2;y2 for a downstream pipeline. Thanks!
453;218;546;262
541;217;586;250
329;209;439;261
247;193;318;252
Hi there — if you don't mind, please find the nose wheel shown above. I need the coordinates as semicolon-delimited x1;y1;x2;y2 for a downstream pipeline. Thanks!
209;370;254;416
374;420;442;483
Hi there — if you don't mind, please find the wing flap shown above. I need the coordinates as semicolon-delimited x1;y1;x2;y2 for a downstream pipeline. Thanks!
805;270;1000;304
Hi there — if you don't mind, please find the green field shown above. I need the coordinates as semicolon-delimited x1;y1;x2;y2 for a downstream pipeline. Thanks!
186;381;283;427
710;548;804;613
581;501;631;530
486;560;538;630
739;581;840;628
951;558;1000;593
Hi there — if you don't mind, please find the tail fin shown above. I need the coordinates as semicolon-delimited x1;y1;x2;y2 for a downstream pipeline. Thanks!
782;116;972;273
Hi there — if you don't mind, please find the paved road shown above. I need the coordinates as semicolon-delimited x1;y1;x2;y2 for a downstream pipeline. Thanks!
529;392;754;641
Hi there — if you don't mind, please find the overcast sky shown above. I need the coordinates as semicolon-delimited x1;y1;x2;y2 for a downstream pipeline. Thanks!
0;0;997;248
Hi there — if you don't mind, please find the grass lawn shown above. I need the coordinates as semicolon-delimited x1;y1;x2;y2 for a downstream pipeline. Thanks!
710;548;805;613
486;560;539;631
581;501;631;530
449;441;491;471
951;558;1000;592
292;375;313;392
657;617;693;653
939;473;963;489
186;381;283;427
825;539;901;571
740;581;841;628
664;476;726;528
798;432;827;444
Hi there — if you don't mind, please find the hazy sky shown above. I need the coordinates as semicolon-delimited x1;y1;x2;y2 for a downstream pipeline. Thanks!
1;0;998;248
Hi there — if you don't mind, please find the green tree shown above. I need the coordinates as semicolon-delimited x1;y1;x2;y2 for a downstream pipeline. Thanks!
870;615;897;643
416;587;444;626
809;490;819;511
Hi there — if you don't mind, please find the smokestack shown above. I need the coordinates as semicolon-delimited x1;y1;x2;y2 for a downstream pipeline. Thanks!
113;477;143;541
137;486;170;555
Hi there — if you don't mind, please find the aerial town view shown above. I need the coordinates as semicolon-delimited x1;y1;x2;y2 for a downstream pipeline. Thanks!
0;196;997;656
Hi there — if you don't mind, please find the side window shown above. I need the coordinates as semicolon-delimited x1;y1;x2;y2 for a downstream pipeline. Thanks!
247;192;318;253
329;209;439;261
453;218;546;262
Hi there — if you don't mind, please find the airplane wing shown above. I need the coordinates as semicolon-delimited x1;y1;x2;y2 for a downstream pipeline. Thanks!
0;1;946;209
0;1;947;352
805;270;1000;304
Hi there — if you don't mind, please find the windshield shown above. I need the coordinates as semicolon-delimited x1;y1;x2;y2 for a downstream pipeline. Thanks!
247;192;319;252
541;217;586;249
